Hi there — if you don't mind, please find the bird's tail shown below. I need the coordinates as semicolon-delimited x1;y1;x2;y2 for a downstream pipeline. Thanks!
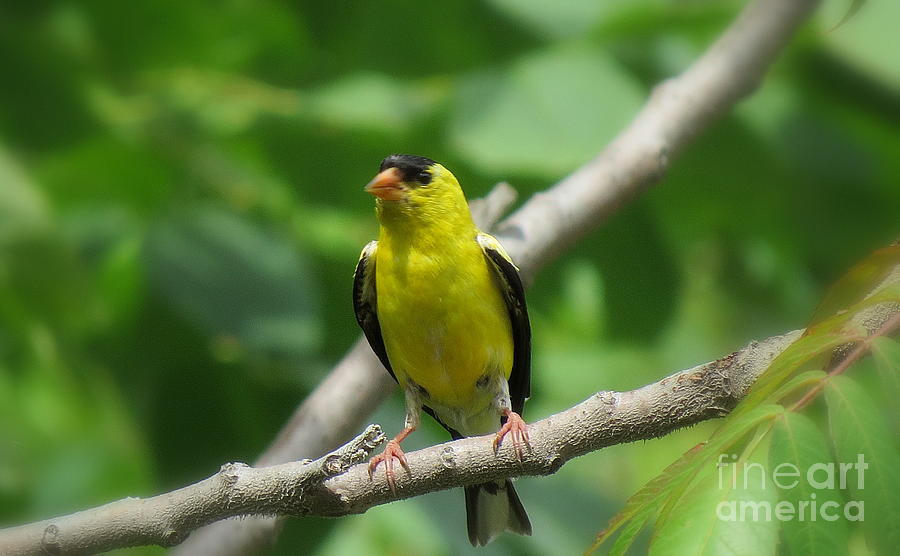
464;480;531;546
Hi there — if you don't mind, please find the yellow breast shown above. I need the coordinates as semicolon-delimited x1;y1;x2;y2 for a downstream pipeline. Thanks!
375;233;513;408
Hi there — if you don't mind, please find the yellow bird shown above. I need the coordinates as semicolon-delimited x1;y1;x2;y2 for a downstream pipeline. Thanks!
353;154;532;546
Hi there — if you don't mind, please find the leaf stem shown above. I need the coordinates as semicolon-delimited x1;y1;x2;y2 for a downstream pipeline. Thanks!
790;312;900;412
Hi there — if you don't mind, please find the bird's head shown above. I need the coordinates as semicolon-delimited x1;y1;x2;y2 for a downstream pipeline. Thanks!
365;154;470;227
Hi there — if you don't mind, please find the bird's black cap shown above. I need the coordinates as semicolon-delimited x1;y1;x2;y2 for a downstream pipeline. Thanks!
380;154;436;182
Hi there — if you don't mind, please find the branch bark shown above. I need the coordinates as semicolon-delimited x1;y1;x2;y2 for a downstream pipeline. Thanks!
1;0;824;554
0;427;385;556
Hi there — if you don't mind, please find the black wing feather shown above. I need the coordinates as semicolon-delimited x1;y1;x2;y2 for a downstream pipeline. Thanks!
478;234;531;415
352;241;396;382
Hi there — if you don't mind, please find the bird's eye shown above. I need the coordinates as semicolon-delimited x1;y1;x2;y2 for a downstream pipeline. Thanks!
416;171;432;185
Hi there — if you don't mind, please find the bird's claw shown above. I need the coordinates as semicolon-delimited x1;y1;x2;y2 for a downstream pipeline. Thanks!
368;439;410;492
494;410;530;460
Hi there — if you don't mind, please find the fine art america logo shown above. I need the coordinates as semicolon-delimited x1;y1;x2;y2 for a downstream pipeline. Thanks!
716;453;867;522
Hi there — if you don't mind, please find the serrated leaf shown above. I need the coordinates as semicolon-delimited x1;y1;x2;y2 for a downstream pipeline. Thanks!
590;406;783;554
768;370;828;404
732;248;900;413
798;282;900;349
770;412;849;556
807;244;900;328
587;443;707;554
731;332;846;425
870;336;900;405
654;406;783;534
649;439;778;556
607;512;649;556
825;375;900;553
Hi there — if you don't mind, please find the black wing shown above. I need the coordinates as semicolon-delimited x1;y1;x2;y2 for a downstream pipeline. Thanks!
477;233;531;415
352;241;396;382
352;240;463;438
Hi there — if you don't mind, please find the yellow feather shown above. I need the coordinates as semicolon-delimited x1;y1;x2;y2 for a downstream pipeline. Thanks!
374;164;513;413
358;156;532;544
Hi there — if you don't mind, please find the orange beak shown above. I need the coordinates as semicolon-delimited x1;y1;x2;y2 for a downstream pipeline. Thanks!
364;167;405;201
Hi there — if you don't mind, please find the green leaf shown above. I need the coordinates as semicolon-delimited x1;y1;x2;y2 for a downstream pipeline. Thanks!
807;244;900;328
96;230;146;326
825;375;900;553
730;259;900;416
144;69;302;135
653;407;782;534
819;0;900;91
486;0;610;39
803;282;900;343
308;73;438;133
37;135;173;214
870;336;900;406
607;512;650;556
767;370;827;404
450;43;644;177
649;438;778;556
770;412;849;556
146;206;321;365
0;145;49;244
591;405;783;554
826;0;867;31
730;331;846;425
587;442;707;554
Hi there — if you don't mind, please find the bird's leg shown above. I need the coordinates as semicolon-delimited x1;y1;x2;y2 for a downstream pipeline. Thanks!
494;408;530;460
368;426;415;492
491;378;530;459
368;385;422;492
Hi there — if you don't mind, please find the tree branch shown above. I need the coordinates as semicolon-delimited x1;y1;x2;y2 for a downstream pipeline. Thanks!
1;0;824;554
4;283;896;555
310;330;806;516
311;275;900;519
0;427;385;556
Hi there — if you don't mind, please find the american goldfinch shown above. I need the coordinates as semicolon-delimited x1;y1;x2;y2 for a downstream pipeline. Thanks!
353;154;532;546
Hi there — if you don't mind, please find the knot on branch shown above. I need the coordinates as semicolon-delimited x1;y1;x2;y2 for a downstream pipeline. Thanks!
440;446;457;469
321;424;385;477
218;462;249;486
546;454;565;475
592;391;616;407
322;455;346;476
161;527;189;548
41;523;61;554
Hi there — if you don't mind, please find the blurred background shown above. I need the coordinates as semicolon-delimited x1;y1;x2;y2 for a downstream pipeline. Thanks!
0;0;898;554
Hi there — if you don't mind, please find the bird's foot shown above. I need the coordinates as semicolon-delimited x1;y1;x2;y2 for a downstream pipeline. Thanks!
494;409;530;460
368;438;410;492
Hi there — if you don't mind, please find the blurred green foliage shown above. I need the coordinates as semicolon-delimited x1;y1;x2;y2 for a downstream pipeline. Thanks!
0;0;897;554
